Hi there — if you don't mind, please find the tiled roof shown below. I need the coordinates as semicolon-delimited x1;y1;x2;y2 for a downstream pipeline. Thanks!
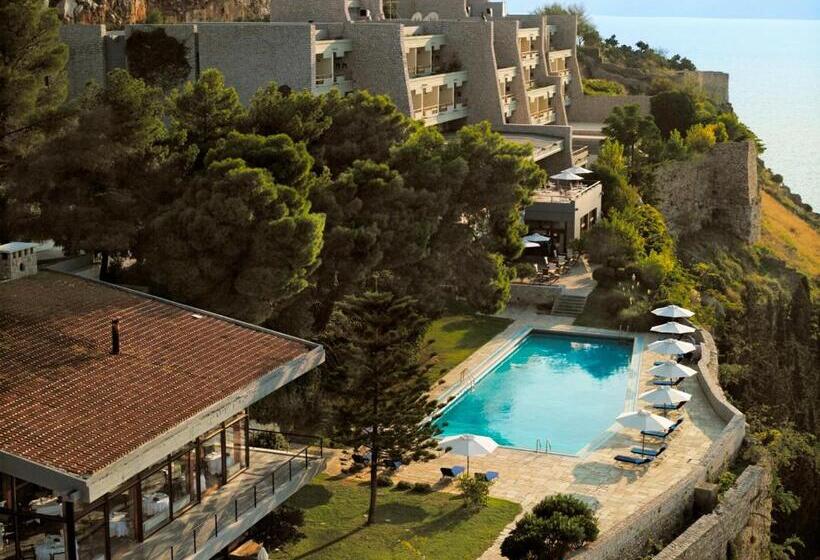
0;271;314;477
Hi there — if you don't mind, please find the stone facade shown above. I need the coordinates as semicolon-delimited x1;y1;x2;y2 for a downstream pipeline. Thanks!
0;244;39;281
568;93;651;122
59;24;108;99
653;140;761;243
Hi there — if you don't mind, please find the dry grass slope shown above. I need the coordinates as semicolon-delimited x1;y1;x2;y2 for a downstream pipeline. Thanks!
759;191;820;281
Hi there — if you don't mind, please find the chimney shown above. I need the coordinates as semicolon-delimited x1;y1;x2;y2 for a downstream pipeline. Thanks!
111;318;120;355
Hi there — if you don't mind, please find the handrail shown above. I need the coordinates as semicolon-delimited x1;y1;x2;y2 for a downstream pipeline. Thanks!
163;430;323;560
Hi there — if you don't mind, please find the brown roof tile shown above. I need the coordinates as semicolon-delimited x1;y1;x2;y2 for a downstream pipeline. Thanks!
0;272;314;477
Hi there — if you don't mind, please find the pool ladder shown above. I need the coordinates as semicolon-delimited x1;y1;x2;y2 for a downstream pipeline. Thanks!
535;438;552;455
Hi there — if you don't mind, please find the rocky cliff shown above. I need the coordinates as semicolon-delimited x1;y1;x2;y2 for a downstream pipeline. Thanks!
52;0;269;26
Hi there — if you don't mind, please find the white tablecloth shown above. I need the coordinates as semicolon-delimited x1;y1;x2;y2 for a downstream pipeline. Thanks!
142;493;169;516
30;497;62;516
204;453;235;475
108;512;130;538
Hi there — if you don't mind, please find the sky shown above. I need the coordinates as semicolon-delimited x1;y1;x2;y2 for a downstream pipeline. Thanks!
504;0;820;19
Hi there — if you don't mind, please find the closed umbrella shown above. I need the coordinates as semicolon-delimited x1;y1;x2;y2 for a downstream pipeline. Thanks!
648;338;696;356
650;321;696;335
616;409;674;452
651;305;695;319
523;233;550;243
649;361;697;380
439;434;498;474
564;165;594;175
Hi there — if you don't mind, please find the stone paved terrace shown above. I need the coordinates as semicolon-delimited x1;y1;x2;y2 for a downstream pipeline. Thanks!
326;314;726;560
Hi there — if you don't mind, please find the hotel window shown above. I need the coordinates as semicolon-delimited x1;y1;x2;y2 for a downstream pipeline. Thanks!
170;448;197;518
199;428;224;496
109;485;139;558
75;501;106;560
140;468;171;537
224;416;249;481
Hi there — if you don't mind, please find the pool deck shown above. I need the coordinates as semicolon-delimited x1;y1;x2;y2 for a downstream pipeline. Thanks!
326;312;726;560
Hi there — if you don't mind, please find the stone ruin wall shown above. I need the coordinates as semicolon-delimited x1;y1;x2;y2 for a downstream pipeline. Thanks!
653;140;761;244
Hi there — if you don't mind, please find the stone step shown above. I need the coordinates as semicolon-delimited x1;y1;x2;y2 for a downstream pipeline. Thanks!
551;294;588;317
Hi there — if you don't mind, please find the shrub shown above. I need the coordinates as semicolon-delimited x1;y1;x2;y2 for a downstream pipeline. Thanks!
592;266;618;288
637;252;676;289
457;474;492;512
248;505;305;550
586;213;644;265
513;262;537;279
718;471;738;495
650;90;697;138
501;494;599;560
617;300;654;331
377;473;394;487
685;123;716;153
411;482;433;494
395;480;413;491
583;78;626;96
600;291;630;315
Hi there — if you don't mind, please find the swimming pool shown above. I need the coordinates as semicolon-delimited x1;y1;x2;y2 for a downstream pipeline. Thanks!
436;331;638;455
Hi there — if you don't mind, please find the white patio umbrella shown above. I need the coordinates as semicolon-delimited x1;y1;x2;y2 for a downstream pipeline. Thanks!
523;232;550;243
564;165;594;175
439;434;498;474
550;170;584;182
257;547;269;560
648;338;697;356
640;387;692;406
524;241;540;248
649;361;698;380
651;305;695;319
616;409;674;452
650;321;696;335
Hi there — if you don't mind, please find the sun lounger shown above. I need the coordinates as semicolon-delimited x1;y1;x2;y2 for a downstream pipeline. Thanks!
652;377;684;386
642;418;684;439
630;445;667;457
653;402;686;411
615;455;653;466
440;466;465;478
474;471;498;482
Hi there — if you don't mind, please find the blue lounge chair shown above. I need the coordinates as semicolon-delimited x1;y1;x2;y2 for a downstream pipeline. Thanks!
475;471;499;482
440;466;465;478
615;455;653;466
630;445;667;457
642;418;685;439
653;402;686;411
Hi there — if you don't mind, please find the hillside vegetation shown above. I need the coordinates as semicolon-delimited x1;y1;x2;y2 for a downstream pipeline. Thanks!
760;191;820;285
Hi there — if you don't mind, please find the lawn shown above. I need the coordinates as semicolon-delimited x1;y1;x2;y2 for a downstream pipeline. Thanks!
423;314;513;382
269;475;521;560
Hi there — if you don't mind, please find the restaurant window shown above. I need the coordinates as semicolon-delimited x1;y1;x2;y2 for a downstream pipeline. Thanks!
108;485;138;558
75;501;106;560
200;429;224;495
140;469;170;537
224;416;248;481
170;448;197;518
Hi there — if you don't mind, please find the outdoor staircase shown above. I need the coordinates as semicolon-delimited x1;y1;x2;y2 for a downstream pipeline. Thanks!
551;294;588;317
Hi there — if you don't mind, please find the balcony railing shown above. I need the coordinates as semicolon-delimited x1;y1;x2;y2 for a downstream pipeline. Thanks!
531;109;556;124
159;430;323;560
315;74;333;85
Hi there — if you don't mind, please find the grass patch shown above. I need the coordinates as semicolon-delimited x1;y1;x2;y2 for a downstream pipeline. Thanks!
423;315;513;382
269;474;521;560
759;191;820;282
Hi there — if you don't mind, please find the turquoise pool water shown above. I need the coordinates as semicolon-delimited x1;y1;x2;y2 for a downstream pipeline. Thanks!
436;332;635;455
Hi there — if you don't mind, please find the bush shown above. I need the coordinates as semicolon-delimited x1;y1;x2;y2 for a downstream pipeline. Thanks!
411;482;433;494
125;28;190;91
395;480;413;491
583;78;626;96
457;474;492;512
592;266;618;288
513;262;537;280
637;252;676;289
617;300;654;331
685;123;716;153
501;494;599;560
600;290;630;315
377;473;394;487
718;471;738;495
586;213;645;265
650;90;697;138
248;505;305;550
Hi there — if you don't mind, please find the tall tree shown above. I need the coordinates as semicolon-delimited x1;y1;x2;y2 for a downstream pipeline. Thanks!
602;104;659;181
324;291;438;525
146;157;324;324
246;84;332;150
650;90;697;138
169;69;246;167
0;0;68;240
9;70;171;275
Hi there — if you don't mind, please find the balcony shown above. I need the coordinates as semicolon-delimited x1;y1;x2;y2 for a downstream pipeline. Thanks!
573;144;590;166
527;84;556;99
548;48;572;60
121;431;325;560
531;109;556;124
314;39;355;95
408;70;467;94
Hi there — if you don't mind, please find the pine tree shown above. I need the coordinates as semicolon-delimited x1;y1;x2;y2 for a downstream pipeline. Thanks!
324;291;438;525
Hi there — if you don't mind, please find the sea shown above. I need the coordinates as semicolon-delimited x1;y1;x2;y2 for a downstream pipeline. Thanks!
591;16;820;210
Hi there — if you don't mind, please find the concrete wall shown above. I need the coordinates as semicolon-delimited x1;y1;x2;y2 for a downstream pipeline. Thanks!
653;140;761;244
269;0;350;22
654;462;771;560
567;93;651;123
492;19;531;124
509;283;562;306
197;22;314;102
348;22;412;114
395;0;468;19
424;19;503;125
60;24;108;98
